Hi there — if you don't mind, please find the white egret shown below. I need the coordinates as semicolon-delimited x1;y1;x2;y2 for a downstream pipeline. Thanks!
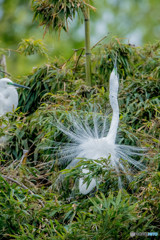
54;62;145;194
0;78;29;116
0;78;29;145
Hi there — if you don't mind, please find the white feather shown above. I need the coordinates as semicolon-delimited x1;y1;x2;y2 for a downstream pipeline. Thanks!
54;63;146;194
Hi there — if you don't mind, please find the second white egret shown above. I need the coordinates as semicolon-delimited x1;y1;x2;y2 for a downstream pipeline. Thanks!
0;78;29;116
0;78;29;145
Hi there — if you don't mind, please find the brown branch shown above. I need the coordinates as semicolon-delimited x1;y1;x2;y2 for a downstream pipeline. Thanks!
60;52;75;69
74;35;108;71
91;35;108;50
0;70;11;76
74;48;85;71
60;47;85;69
1;174;45;207
60;35;109;71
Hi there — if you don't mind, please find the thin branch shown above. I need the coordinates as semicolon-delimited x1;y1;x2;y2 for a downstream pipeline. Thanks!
2;175;34;193
91;35;108;50
59;35;109;72
60;51;75;69
74;48;85;71
74;35;108;71
59;47;84;69
1;174;45;207
0;70;11;76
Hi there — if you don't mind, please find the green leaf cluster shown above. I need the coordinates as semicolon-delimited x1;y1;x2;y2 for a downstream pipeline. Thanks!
18;39;48;57
0;38;159;239
32;0;94;35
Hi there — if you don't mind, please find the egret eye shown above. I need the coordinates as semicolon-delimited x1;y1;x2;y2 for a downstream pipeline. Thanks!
7;82;12;85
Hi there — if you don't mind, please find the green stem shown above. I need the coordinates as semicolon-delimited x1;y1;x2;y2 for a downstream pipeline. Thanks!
84;7;91;86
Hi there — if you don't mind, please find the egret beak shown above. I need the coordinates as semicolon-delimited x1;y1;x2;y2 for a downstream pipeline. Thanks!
10;82;30;89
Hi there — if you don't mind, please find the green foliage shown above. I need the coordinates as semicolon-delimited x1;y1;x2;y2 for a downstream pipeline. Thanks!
0;171;157;240
1;37;159;161
32;0;94;35
0;175;42;239
32;0;94;85
18;63;74;113
69;191;142;239
0;1;159;238
0;38;159;238
18;39;48;57
1;0;160;77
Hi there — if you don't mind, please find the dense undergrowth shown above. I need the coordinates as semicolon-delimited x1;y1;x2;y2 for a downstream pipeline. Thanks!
0;38;160;239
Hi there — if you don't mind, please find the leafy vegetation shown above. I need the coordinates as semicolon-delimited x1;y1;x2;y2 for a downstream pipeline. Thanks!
0;0;160;77
32;0;95;34
32;0;96;85
18;38;48;57
0;38;160;239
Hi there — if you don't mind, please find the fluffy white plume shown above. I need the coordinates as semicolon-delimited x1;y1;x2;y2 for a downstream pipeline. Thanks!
54;62;146;194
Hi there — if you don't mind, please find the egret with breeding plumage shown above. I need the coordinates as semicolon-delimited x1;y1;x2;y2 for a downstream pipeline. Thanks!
54;61;146;194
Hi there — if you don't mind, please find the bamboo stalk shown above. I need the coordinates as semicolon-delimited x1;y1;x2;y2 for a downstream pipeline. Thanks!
84;7;91;86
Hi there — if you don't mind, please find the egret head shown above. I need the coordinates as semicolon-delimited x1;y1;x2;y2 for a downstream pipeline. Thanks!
0;78;30;116
0;78;30;90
